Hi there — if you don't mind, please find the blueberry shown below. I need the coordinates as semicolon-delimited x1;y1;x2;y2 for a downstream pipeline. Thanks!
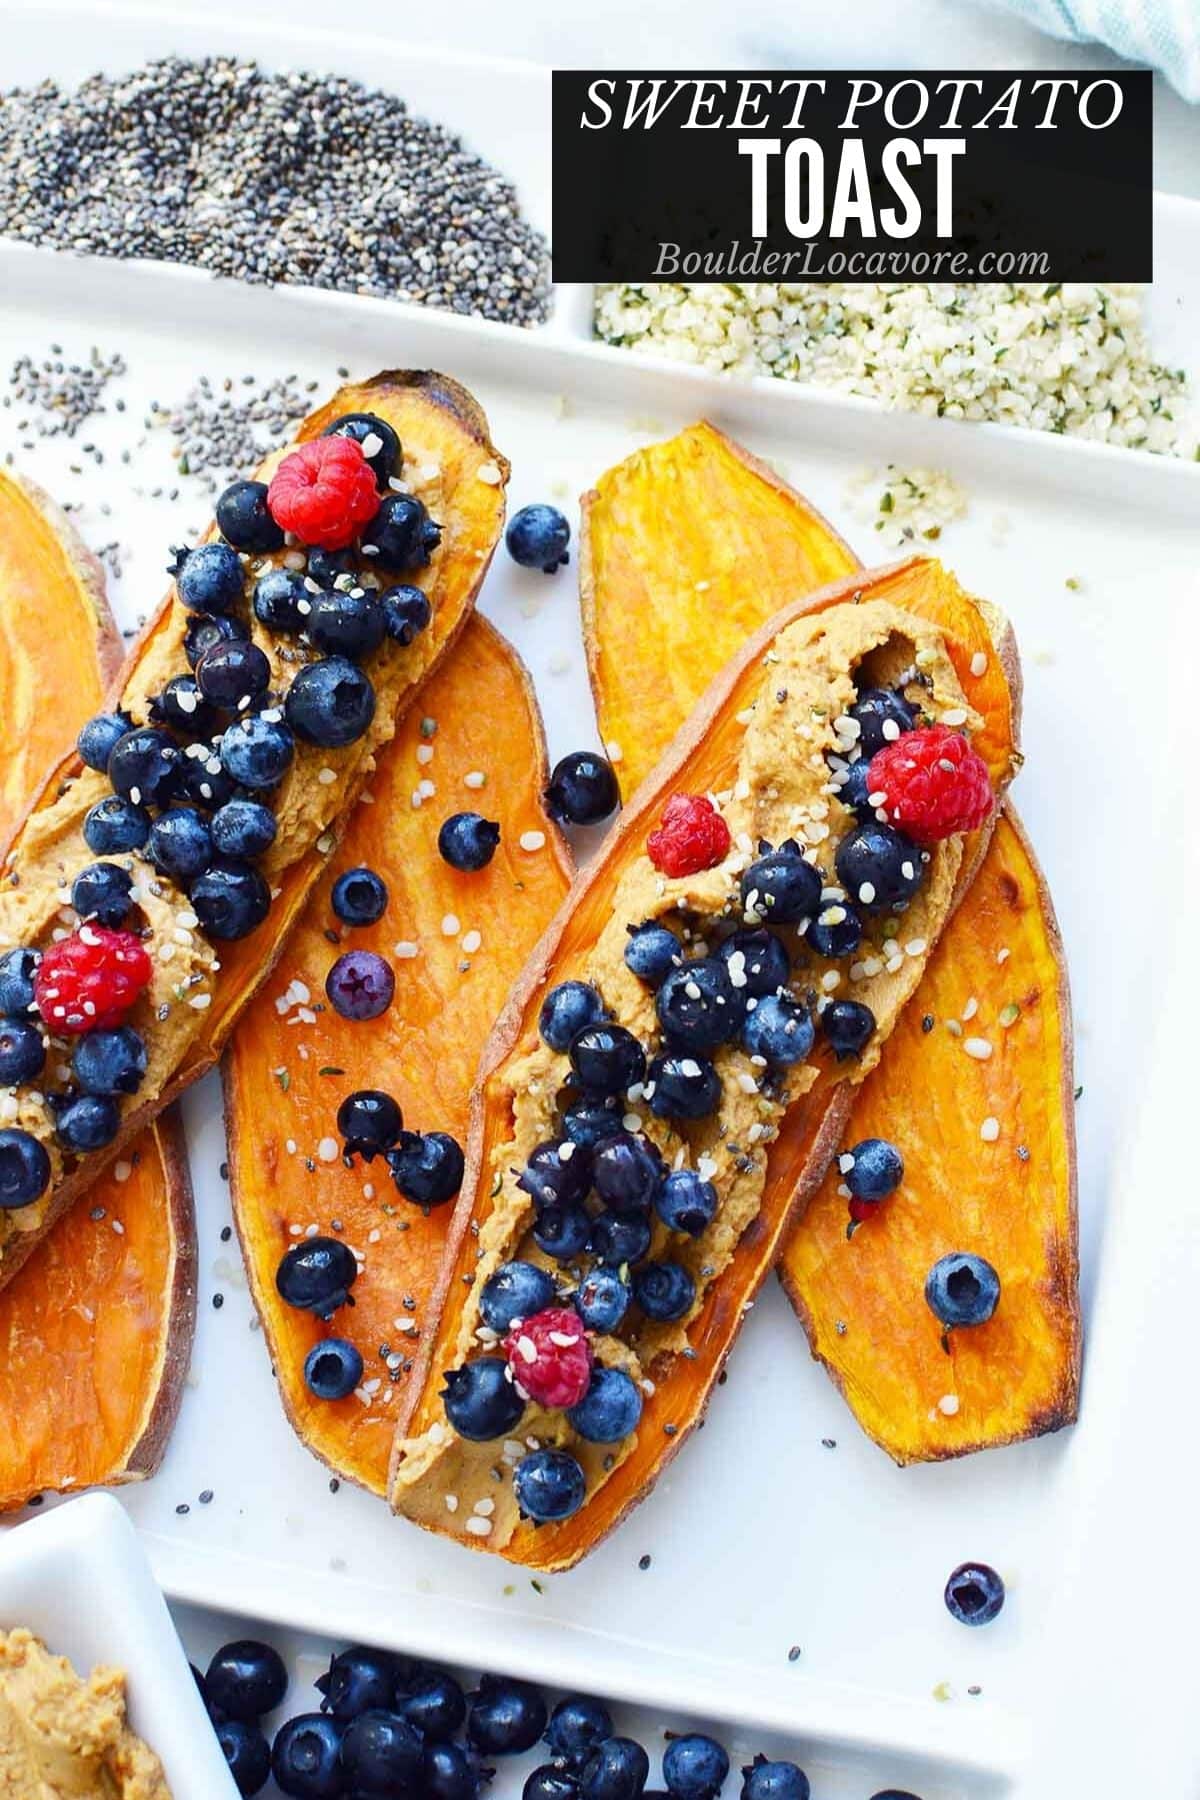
835;824;924;913
381;584;432;645
806;900;863;959
386;1130;464;1206
539;980;606;1053
442;1358;524;1441
424;1740;484;1800
844;1137;903;1200
340;1708;423;1796
944;1560;1005;1626
467;1675;548;1755
512;1449;586;1524
663;1735;730;1800
570;1023;646;1096
285;656;376;748
545;1695;613;1767
206;1639;288;1722
821;999;876;1060
591;1132;662;1213
196;640;272;712
849;686;916;758
54;1093;120;1153
303;1337;363;1400
183;612;249;668
211;799;277;860
147;808;214;882
332;866;388;926
741;994;814;1067
325;949;394;1021
828;754;874;817
480;1260;557;1333
589;1211;651;1268
275;1236;358;1317
174;542;244;614
580;1738;650;1800
306;546;356;589
272;1713;344;1798
438;812;500;873
151;674;219;738
507;503;571;574
545;751;619;826
316;1647;397;1722
0;1017;45;1086
0;1129;49;1207
217;1718;272;1796
925;1253;1001;1329
646;1053;720;1122
571;1267;631;1333
533;1204;592;1262
363;493;441;570
309;588;386;661
336;1089;402;1161
624;922;682;984
868;1792;923;1800
218;714;294;791
716;927;790;998
176;747;238;811
216;479;285;554
108;727;181;807
71;861;134;928
0;949;39;1016
740;842;822;926
567;1366;643;1443
395;1668;466;1740
526;1765;580;1800
655;1169;718;1236
192;859;272;940
73;1025;147;1097
633;1260;695;1321
655;958;738;1055
562;1096;622;1150
740;1760;809;1800
517;1139;592;1210
83;796;151;855
77;710;131;772
253;567;311;635
322;412;400;487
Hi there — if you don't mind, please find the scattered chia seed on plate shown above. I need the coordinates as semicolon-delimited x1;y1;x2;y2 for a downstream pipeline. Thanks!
3;348;127;443
0;57;551;326
156;371;314;492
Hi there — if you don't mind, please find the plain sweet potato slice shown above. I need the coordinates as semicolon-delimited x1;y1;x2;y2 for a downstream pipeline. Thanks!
582;424;1078;1462
224;616;571;1494
0;471;195;1507
0;371;504;1290
390;557;1018;1568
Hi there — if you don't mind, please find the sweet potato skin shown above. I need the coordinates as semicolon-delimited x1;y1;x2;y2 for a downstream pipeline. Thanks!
0;371;505;1290
224;616;571;1493
390;557;1018;1567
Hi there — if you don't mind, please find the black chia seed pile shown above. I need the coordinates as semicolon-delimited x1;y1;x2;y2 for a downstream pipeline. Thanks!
0;57;551;325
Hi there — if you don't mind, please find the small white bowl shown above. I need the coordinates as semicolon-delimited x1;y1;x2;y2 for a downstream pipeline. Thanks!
0;1492;237;1798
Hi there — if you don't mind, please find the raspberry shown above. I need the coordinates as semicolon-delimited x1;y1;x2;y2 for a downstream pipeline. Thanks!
34;927;152;1035
504;1305;592;1410
867;725;993;846
267;437;379;551
647;794;731;878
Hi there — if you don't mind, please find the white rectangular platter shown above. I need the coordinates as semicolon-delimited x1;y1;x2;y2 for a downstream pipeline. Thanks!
1;11;1199;1800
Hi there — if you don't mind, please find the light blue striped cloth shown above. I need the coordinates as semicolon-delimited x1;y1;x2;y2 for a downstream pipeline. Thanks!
995;0;1200;98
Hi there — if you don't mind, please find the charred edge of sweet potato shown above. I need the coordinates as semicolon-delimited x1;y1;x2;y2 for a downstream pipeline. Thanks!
779;803;1080;1463
389;557;1020;1563
0;372;505;1290
223;614;571;1497
5;471;121;679
121;1108;198;1481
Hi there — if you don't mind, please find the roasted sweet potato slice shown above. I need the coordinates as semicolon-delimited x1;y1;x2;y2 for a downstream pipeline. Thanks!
390;558;1018;1567
0;471;195;1507
0;371;504;1289
582;424;1078;1462
224;616;570;1493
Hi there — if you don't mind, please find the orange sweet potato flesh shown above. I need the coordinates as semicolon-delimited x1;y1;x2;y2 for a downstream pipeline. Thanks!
224;616;571;1493
0;471;196;1508
583;423;1079;1463
391;556;1019;1568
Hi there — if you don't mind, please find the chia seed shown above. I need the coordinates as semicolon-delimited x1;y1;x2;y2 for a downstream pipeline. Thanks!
3;347;127;445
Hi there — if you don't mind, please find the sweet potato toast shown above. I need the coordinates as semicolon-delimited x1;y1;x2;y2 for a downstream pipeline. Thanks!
389;556;1018;1566
0;371;505;1290
0;470;195;1507
582;423;1079;1462
224;616;571;1493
